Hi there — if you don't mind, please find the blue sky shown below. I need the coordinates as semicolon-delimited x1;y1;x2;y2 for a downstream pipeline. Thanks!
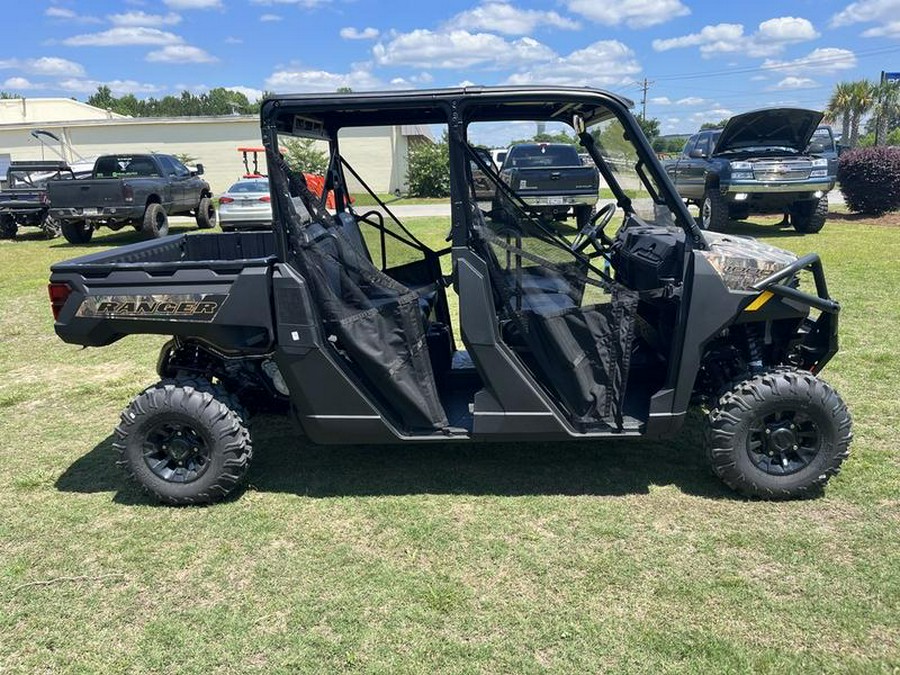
2;0;900;136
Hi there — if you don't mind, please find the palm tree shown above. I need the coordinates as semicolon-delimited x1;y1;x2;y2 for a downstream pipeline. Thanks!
848;79;876;147
873;80;900;146
825;81;854;144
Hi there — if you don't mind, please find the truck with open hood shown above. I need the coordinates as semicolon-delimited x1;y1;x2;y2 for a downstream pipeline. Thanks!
664;108;834;233
47;87;851;505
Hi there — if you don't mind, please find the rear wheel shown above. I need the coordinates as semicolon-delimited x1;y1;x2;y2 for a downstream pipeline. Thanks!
142;202;169;238
701;188;729;231
195;196;214;229
791;196;828;234
114;378;252;505
0;215;17;239
61;220;93;244
40;213;61;239
706;368;852;499
574;204;595;229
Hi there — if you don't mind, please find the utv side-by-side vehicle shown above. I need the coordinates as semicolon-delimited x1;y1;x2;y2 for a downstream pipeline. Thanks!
48;87;851;505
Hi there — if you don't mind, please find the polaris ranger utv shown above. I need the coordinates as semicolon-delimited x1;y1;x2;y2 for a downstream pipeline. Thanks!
48;87;851;505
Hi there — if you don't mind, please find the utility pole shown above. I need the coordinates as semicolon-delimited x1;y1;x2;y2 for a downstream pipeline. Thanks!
640;77;650;120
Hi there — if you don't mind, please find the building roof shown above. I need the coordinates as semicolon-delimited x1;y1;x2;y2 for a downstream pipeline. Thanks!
0;97;126;125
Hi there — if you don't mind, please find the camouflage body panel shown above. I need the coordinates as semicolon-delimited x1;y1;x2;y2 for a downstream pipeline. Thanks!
76;293;227;322
699;232;797;291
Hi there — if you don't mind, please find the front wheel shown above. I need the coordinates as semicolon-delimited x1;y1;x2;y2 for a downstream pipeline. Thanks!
142;202;169;238
61;220;93;244
40;213;61;239
0;215;17;239
113;378;253;505
700;188;728;231
195;196;214;229
706;368;852;499
791;196;828;234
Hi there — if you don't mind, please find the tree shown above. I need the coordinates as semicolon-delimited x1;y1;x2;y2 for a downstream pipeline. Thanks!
407;135;450;197
872;80;900;146
848;79;875;147
700;118;728;130
636;116;660;140
826;81;854;144
1;91;22;99
282;138;329;174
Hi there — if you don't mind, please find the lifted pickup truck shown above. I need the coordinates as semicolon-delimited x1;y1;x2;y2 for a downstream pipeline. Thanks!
0;161;76;239
664;108;834;233
49;87;850;505
493;142;599;226
48;153;216;244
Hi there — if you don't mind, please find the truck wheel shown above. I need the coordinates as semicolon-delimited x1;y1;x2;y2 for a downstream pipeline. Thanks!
113;378;252;505
0;215;17;239
706;368;852;499
142;203;169;238
40;214;61;239
195;196;214;229
575;204;595;229
700;188;728;231
61;220;93;244
790;196;827;234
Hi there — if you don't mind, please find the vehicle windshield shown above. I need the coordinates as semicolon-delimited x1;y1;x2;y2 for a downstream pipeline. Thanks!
807;128;835;154
228;181;269;193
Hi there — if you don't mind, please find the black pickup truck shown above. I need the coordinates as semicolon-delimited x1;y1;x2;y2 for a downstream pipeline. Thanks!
0;161;77;239
493;142;599;226
48;153;216;244
664;108;834;233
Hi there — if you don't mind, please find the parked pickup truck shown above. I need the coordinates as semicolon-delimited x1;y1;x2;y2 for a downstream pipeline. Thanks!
664;108;834;233
48;153;216;244
493;142;599;226
0;161;77;240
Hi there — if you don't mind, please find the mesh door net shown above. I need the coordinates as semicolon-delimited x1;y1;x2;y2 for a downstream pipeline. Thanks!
271;158;448;432
475;211;638;431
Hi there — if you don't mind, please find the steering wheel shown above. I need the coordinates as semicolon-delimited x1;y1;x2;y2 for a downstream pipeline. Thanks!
571;203;616;256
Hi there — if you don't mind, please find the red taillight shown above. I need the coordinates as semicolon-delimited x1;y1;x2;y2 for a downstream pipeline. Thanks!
48;282;72;321
259;195;271;203
219;196;234;204
123;184;134;203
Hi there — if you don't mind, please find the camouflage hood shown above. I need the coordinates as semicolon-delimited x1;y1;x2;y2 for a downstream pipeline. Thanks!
699;232;797;291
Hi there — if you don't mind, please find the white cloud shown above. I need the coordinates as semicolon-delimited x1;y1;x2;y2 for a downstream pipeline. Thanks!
250;0;327;6
373;29;556;69
445;2;579;35
861;20;900;37
831;0;900;26
108;11;182;26
0;57;85;76
225;85;265;101
45;6;101;23
265;65;382;92
566;0;689;28
63;27;184;47
650;96;672;105
3;77;36;89
506;40;641;88
770;76;818;90
763;47;857;75
58;78;161;95
224;36;243;44
653;17;818;57
163;0;222;9
146;45;218;63
340;27;380;40
260;13;282;21
675;96;706;106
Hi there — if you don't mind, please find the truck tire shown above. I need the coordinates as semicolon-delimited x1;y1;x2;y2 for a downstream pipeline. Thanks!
195;196;214;229
113;378;252;505
142;202;169;238
706;368;852;499
790;196;827;234
700;188;728;231
0;215;17;239
61;220;93;244
40;214;61;239
575;204;595;229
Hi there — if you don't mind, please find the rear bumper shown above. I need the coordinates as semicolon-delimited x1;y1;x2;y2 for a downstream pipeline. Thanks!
519;194;597;208
51;206;144;222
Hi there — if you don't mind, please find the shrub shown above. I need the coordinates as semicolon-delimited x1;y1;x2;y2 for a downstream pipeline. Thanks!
407;138;450;197
838;146;900;215
282;138;328;175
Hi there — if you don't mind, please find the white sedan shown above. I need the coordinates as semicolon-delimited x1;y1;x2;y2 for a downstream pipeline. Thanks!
217;178;272;231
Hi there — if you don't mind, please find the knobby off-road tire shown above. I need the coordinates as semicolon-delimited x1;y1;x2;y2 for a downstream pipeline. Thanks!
195;196;215;229
791;195;828;234
114;378;252;505
61;220;93;244
706;368;852;499
575;204;595;229
40;214;61;239
701;188;729;231
142;202;169;238
0;215;17;239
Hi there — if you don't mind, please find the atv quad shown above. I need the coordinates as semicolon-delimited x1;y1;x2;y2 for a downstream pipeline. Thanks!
48;87;851;504
0;161;73;239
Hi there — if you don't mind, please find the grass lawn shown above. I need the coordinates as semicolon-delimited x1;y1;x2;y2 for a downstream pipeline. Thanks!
0;214;898;673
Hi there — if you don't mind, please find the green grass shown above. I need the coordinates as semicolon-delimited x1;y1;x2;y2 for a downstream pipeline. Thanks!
0;215;898;673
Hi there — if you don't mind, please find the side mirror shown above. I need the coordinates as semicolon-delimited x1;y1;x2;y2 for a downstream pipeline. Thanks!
195;163;205;175
689;149;707;159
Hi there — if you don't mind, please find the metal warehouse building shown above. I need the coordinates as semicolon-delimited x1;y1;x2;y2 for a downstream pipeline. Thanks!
0;97;429;195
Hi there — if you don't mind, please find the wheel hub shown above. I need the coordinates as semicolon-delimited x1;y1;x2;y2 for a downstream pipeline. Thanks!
747;409;821;476
142;420;210;483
